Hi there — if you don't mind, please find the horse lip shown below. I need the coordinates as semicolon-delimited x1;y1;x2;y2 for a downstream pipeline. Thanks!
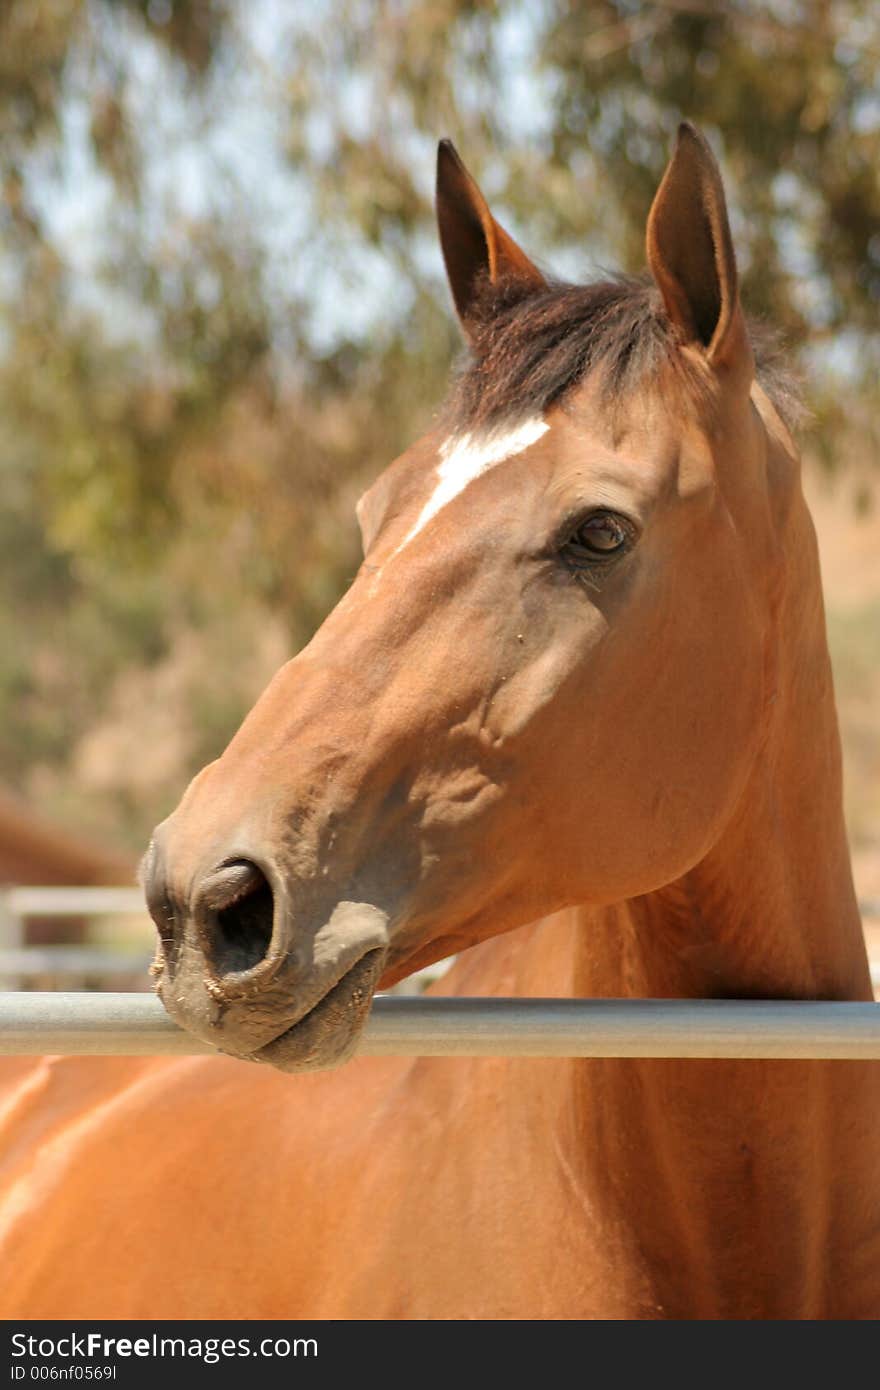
257;948;381;1046
246;946;387;1069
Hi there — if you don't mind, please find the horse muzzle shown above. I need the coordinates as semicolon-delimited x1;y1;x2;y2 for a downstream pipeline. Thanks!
143;841;391;1070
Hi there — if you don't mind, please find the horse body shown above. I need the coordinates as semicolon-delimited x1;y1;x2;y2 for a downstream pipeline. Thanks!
2;125;879;1319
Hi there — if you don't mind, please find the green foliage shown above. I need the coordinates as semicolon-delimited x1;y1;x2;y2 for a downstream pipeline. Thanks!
0;0;878;850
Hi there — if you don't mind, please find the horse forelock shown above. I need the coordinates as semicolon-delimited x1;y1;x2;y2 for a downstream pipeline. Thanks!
443;273;803;438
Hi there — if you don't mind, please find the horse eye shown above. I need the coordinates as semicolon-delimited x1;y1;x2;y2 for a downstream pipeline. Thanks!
568;512;631;557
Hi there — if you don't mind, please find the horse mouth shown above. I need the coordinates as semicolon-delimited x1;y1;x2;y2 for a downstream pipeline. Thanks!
243;946;388;1072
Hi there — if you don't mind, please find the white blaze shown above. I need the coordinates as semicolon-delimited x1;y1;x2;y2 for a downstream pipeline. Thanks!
397;416;550;554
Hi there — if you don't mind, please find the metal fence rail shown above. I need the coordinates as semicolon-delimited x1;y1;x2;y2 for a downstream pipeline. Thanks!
2;992;880;1060
1;887;147;917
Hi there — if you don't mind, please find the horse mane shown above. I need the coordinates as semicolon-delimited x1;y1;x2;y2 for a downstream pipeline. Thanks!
443;273;804;436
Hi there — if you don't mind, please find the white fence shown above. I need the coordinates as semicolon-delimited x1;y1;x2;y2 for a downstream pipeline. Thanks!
0;886;153;990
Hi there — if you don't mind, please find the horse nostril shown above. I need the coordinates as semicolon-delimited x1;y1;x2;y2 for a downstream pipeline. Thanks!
198;859;276;978
200;860;266;913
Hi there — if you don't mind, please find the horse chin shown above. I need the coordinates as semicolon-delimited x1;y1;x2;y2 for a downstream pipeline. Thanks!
378;932;465;989
243;946;388;1073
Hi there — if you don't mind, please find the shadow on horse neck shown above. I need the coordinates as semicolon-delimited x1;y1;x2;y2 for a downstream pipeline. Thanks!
125;125;879;1317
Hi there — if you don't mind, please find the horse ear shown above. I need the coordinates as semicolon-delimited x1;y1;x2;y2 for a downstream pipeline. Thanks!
436;139;546;341
646;123;746;369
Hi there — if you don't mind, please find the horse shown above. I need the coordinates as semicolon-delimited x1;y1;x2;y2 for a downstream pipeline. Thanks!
1;124;878;1320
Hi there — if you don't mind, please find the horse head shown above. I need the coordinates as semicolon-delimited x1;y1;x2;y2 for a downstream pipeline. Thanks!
143;125;798;1069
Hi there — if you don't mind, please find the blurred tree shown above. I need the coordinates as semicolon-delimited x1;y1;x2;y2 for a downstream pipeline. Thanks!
0;0;877;847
